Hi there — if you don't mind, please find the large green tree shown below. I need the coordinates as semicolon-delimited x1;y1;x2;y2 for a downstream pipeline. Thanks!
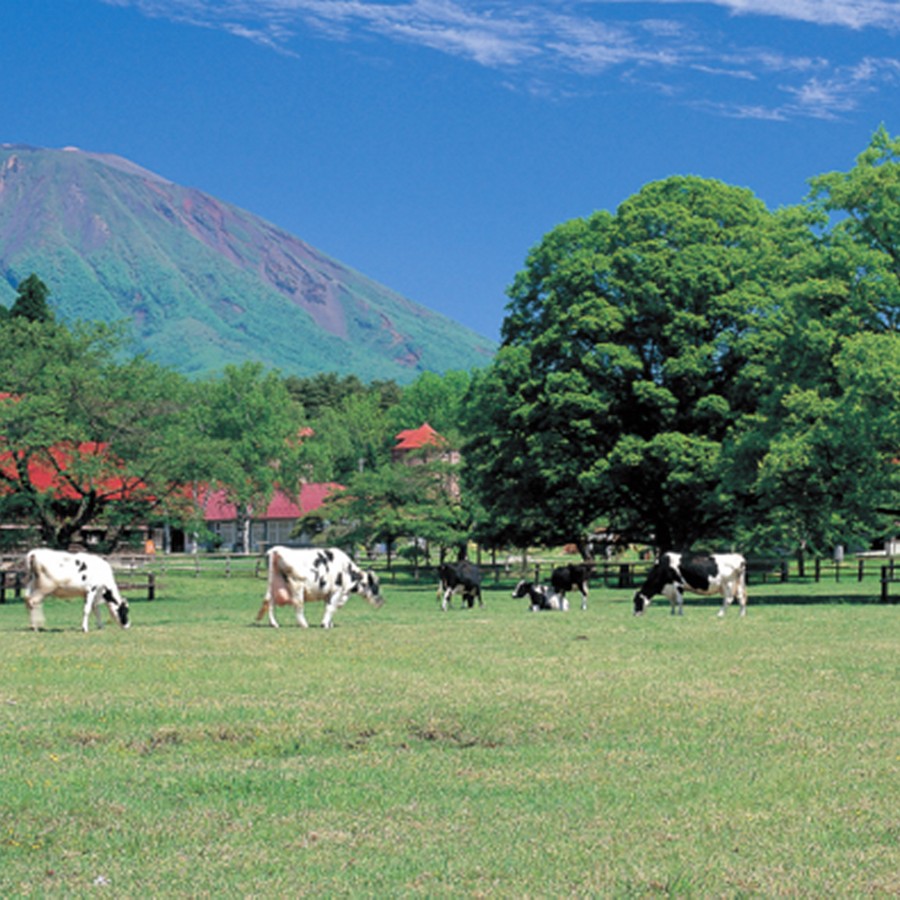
726;128;900;554
465;176;798;552
193;363;306;553
0;317;197;548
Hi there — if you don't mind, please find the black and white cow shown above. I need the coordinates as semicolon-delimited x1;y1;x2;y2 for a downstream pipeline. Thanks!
24;548;131;633
633;551;748;617
550;563;592;611
437;561;483;610
256;546;383;628
512;580;567;612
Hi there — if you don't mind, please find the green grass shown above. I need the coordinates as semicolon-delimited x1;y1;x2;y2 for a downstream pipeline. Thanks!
0;564;897;896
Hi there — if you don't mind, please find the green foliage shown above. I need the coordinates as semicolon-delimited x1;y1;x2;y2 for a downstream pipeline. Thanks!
193;363;306;552
468;177;785;551
0;317;197;548
467;133;900;556
9;273;53;322
390;369;472;438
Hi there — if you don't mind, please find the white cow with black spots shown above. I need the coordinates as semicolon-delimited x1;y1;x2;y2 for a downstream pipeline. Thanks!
633;551;748;617
256;546;383;628
24;548;131;632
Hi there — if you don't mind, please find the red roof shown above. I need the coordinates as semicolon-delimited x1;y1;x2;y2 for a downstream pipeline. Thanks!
202;482;343;521
394;423;446;452
0;442;143;501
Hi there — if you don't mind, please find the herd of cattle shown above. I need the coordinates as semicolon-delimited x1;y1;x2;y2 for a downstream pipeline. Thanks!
18;546;749;632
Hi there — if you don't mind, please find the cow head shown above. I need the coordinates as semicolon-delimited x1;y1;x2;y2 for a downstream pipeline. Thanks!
362;570;383;608
105;588;131;628
633;591;650;615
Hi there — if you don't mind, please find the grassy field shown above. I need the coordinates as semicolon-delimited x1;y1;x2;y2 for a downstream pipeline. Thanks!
0;560;897;897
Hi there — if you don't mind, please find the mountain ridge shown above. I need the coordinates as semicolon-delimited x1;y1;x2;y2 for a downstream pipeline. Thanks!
0;144;495;382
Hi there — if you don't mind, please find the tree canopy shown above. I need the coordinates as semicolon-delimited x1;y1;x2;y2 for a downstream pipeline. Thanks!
0;316;196;548
464;130;900;557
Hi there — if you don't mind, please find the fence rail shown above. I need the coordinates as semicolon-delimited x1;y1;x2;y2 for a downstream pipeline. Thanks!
1;552;898;603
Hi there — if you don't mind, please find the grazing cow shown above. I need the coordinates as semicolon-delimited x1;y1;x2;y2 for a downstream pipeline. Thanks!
24;548;131;633
256;546;382;628
437;561;482;610
633;551;748;617
512;580;567;612
550;563;592;611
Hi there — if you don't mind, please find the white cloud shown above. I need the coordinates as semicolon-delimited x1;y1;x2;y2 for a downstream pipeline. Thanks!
697;0;900;31
101;0;900;120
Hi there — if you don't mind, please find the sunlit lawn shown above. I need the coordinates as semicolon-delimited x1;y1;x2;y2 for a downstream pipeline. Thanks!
0;561;897;896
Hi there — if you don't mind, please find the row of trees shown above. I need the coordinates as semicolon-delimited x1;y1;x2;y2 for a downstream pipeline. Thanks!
0;280;472;552
2;128;898;560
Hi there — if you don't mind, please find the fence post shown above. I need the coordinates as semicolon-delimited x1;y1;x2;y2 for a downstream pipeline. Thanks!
0;571;5;604
858;558;865;582
147;572;156;601
881;566;889;604
780;560;789;583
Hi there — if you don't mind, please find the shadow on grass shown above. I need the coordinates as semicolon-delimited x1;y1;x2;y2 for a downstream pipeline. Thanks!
687;592;889;608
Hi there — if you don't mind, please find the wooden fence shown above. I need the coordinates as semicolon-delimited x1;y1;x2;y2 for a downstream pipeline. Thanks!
1;552;897;603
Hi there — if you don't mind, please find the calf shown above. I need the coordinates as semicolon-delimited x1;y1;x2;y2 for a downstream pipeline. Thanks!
512;580;567;612
437;561;482;610
633;551;748;617
24;548;131;633
256;546;383;628
550;563;592;611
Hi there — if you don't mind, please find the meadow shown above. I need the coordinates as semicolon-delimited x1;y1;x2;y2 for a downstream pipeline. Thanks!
0;559;897;897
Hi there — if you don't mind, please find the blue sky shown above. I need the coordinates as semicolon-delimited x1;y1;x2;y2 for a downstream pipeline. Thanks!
6;1;900;342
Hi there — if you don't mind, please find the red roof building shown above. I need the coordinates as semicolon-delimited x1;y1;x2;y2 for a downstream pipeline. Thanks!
392;423;459;465
201;482;343;551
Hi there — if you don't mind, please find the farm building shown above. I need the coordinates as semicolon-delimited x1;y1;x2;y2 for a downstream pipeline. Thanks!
200;482;342;552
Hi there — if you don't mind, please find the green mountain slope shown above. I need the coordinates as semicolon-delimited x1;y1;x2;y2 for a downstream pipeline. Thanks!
0;144;495;381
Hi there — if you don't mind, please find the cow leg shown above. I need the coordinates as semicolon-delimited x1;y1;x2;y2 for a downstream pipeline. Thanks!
737;578;748;617
717;587;733;618
25;592;46;631
266;599;280;628
662;584;679;615
293;588;310;628
82;587;102;632
579;586;588;611
321;590;345;628
441;587;452;611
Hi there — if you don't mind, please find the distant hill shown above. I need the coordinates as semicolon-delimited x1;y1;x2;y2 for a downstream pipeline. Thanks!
0;144;495;382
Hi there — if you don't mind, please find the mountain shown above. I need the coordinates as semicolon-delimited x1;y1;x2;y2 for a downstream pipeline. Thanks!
0;144;495;382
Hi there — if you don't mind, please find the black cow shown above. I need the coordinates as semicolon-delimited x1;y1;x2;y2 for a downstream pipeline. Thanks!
437;561;483;610
550;563;592;611
633;551;748;617
512;580;566;612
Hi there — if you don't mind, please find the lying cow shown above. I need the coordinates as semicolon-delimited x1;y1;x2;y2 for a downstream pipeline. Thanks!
256;546;383;628
437;561;482;610
550;563;592;611
633;551;748;617
512;580;568;612
24;548;131;633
